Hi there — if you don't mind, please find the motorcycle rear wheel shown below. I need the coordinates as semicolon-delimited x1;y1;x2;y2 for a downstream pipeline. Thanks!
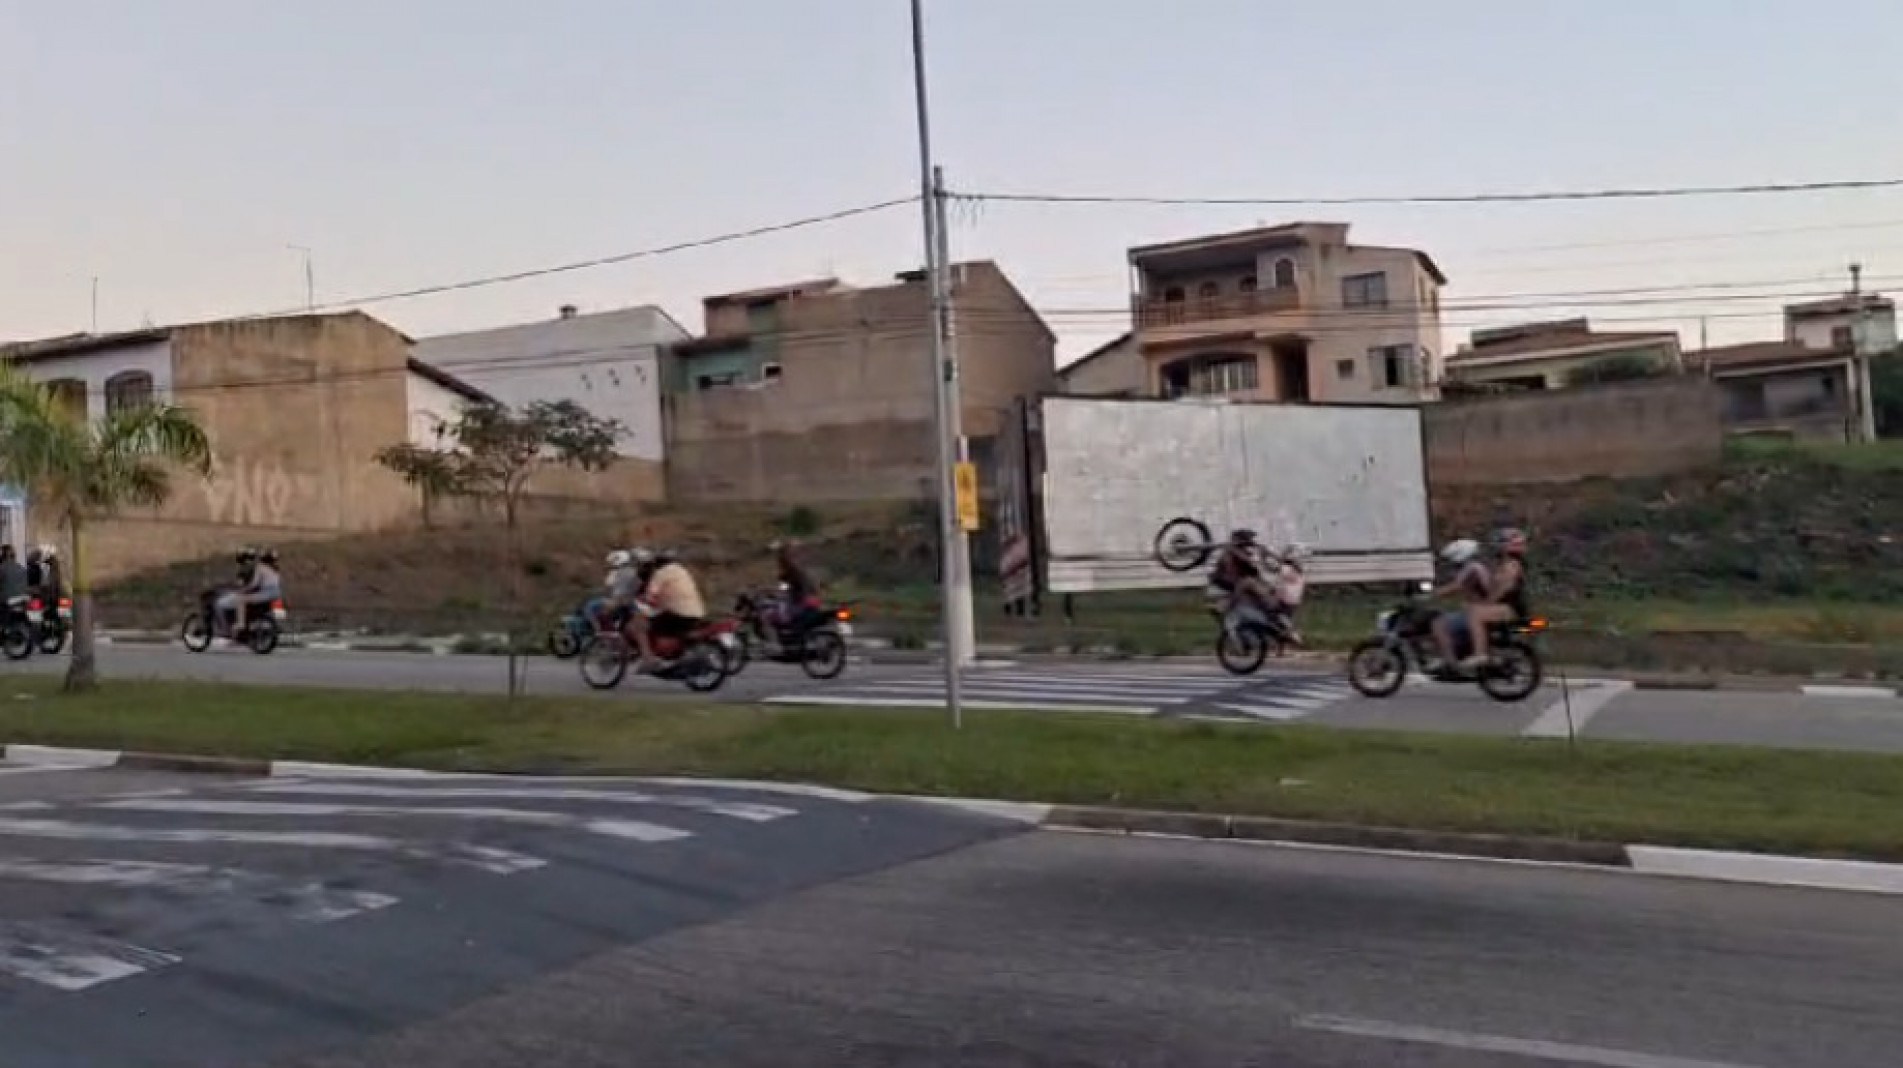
37;626;66;656
1347;639;1407;698
247;617;281;655
1;623;32;661
1478;643;1542;703
679;640;729;693
547;627;582;660
1215;626;1269;675
799;630;848;680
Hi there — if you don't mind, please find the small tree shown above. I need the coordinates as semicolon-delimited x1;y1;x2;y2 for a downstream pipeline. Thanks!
1567;354;1666;387
0;370;211;692
375;442;463;528
415;400;624;694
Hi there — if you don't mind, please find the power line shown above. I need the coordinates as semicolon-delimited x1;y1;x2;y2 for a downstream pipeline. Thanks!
951;175;1903;208
241;196;919;319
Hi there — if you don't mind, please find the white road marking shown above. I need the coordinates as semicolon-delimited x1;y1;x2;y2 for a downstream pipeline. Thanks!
97;798;693;843
0;923;181;992
763;695;1159;715
241;781;797;822
1295;1013;1762;1067
1215;702;1319;722
1524;680;1634;739
271;761;456;780
634;777;873;803
1800;684;1898;699
856;679;1218;700
0;859;399;921
1625;845;1903;896
0;817;545;874
0;745;119;768
897;796;1053;824
0;765;77;778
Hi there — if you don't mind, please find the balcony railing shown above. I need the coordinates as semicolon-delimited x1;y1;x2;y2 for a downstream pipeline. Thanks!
1134;286;1301;330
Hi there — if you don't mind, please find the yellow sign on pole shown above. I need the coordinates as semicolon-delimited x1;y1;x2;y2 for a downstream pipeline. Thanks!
954;461;980;532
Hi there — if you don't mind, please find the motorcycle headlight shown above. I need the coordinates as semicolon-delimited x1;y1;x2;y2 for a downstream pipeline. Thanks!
1377;610;1395;629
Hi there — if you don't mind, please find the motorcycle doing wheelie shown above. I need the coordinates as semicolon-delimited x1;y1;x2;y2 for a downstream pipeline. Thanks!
1345;584;1546;702
726;588;852;680
1153;516;1301;675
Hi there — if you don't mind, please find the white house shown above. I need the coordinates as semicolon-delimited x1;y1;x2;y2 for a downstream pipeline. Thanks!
411;304;690;462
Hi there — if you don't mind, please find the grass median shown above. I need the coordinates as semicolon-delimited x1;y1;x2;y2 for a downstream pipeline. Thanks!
3;677;1902;860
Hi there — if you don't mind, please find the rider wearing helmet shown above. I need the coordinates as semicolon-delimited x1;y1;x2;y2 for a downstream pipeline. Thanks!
215;548;259;636
601;549;646;633
1430;537;1492;669
632;547;706;671
1273;542;1308;645
770;539;821;633
234;547;282;636
28;545;62;606
1462;527;1530;669
1210;529;1278;619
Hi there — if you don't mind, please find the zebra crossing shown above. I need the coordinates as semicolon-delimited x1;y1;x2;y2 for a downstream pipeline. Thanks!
0;770;804;995
764;662;1360;721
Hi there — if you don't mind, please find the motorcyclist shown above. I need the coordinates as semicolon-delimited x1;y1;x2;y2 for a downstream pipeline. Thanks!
0;545;26;619
214;548;258;636
769;539;821;634
1272;542;1308;645
1208;529;1278;619
29;545;63;607
600;548;648;635
632;548;706;672
233;548;282;635
1429;537;1491;669
1463;528;1530;669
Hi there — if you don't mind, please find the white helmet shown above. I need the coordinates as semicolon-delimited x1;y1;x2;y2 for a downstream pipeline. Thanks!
37;545;56;561
1280;542;1309;563
606;549;633;569
1440;538;1480;566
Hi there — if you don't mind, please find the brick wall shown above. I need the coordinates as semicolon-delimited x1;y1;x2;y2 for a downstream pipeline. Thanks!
1425;376;1724;486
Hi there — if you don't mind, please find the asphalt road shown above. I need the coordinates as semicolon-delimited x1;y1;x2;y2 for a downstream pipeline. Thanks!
0;761;1019;1068
14;642;1903;754
263;829;1903;1068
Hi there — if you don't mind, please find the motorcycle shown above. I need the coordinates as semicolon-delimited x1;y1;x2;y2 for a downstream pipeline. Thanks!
32;596;71;655
1207;593;1297;676
1;596;42;661
577;614;738;693
547;595;608;660
1345;584;1546;702
180;589;285;655
726;590;852;680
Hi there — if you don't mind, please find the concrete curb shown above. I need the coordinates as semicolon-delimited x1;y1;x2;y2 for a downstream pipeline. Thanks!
9;744;1903;895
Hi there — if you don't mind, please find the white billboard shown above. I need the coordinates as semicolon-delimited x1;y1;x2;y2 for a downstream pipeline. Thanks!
1039;396;1433;593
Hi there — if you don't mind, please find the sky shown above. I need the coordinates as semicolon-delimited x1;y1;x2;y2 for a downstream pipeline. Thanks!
6;0;1903;364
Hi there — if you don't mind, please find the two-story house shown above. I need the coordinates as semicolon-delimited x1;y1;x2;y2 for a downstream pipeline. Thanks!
1127;222;1446;404
1689;292;1894;443
662;261;1056;503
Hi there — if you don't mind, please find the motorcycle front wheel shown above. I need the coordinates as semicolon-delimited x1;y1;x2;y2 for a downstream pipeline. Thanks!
180;612;213;653
1479;643;1543;703
1152;517;1214;573
1215;625;1269;676
247;617;281;655
578;635;629;690
1347;639;1408;698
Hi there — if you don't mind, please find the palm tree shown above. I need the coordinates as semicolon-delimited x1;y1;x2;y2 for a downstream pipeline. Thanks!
0;370;211;692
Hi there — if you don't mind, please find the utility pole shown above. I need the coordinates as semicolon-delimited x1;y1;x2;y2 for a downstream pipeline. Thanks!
933;165;978;668
1851;262;1879;442
90;277;99;333
910;0;972;727
289;245;315;311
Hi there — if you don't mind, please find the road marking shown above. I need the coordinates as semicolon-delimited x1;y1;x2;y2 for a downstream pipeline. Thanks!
856;677;1224;698
241;782;798;822
1295;1014;1763;1067
97;798;694;843
0;765;74;778
1523;680;1634;739
762;695;1158;715
633;777;873;803
1800;684;1898;699
1215;702;1323;722
272;761;456;780
0;859;399;921
0;817;545;874
898;796;1053;823
1626;845;1903;896
1;745;119;769
0;923;181;992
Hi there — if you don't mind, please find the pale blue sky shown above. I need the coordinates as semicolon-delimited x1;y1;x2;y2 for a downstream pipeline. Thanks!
6;0;1903;361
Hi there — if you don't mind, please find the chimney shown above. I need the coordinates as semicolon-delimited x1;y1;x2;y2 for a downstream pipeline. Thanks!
558;304;578;320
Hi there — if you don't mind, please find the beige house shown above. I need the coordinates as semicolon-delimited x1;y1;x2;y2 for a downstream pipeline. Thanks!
1127;222;1446;403
662;261;1056;503
1056;332;1141;397
1446;319;1683;390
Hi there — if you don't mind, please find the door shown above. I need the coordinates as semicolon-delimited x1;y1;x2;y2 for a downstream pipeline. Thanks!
1275;346;1312;402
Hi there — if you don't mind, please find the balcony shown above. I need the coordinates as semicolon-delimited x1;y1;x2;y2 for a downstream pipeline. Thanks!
1134;286;1301;330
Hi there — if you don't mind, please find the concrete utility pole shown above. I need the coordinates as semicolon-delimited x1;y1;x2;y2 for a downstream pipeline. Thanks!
289;245;315;311
909;0;974;728
1851;262;1879;442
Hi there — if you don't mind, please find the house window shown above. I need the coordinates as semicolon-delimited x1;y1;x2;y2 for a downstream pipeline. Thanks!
1197;281;1220;300
1272;258;1296;289
1832;325;1854;350
1239;274;1258;292
1336;359;1356;380
1191;355;1257;395
761;363;783;382
1162;286;1185;303
45;378;87;422
1343;272;1389;308
1369;345;1413;389
104;370;154;415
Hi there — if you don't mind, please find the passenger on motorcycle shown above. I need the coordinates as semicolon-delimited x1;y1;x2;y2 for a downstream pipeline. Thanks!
1462;528;1530;669
1273;543;1308;645
600;548;649;635
214;549;258;636
769;539;821;633
233;549;282;636
1429;538;1491;670
0;546;26;614
28;545;62;605
632;550;706;672
1208;529;1278;619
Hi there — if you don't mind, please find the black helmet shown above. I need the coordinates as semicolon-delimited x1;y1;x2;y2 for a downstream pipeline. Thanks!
260;549;279;566
236;547;258;564
1229;529;1257;546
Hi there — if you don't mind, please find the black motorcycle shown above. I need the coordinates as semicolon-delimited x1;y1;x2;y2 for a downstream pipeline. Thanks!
1;596;40;661
33;595;70;655
726;590;851;680
180;588;283;655
1345;584;1545;703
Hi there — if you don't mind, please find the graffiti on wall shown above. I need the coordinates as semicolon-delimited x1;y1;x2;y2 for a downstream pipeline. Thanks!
200;456;319;528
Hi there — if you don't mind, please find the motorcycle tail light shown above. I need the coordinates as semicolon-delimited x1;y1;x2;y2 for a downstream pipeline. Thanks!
836;608;853;621
1526;617;1549;633
58;598;71;609
27;600;42;613
270;600;286;611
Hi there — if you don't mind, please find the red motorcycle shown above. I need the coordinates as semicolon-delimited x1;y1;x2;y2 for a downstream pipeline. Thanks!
576;612;738;693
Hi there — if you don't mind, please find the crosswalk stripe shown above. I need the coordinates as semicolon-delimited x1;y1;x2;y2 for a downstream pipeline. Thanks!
0;817;546;874
0;859;399;923
762;695;1158;715
850;682;1200;704
1217;703;1317;722
948;671;1236;688
864;677;1230;697
240;782;798;823
0;922;180;991
96;799;694;844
